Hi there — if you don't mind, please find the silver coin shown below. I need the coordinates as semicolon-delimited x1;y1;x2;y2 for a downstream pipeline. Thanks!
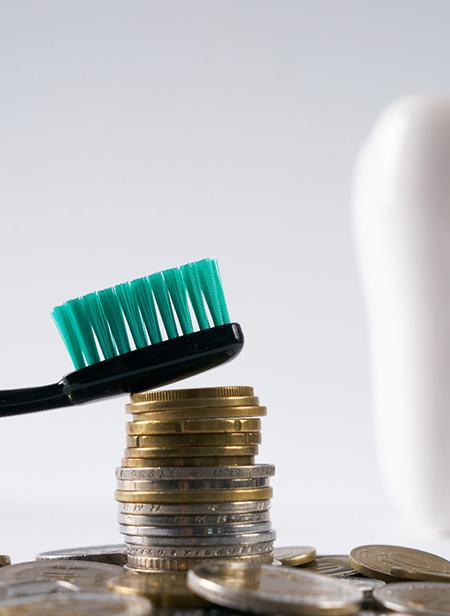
187;561;362;615
0;591;151;615
36;545;127;566
373;581;450;616
4;580;79;597
118;510;271;527
123;530;276;546
339;577;386;598
0;560;124;592
126;541;274;559
119;521;272;537
304;555;359;578
118;500;271;515
116;477;270;491
116;465;275;481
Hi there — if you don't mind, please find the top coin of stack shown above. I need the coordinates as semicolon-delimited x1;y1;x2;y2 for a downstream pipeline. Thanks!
115;386;276;572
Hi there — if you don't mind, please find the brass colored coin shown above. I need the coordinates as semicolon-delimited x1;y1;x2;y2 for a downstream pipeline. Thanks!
274;546;316;567
128;396;259;413
107;570;209;608
0;558;10;568
126;432;261;448
128;417;261;435
131;386;254;402
349;545;450;582
129;406;267;420
124;445;259;458
126;541;274;559
122;456;255;467
115;487;273;504
126;552;274;572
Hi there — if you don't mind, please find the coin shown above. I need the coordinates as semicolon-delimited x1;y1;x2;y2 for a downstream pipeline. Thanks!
117;477;270;491
123;530;277;546
115;487;273;503
338;577;386;598
107;570;208;608
373;581;450;615
187;561;362;615
0;591;151;615
131;386;255;401
124;446;259;458
3;580;79;597
126;432;261;448
118;511;271;526
36;545;127;566
121;456;256;467
126;552;274;572
126;541;274;559
349;545;450;582
119;500;271;515
303;556;359;578
119;521;272;537
129;407;267;420
116;464;275;481
0;560;124;591
273;546;316;567
0;559;9;569
390;567;450;583
128;418;261;435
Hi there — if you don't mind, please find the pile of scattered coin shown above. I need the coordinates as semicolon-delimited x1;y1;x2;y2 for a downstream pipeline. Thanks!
1;543;450;614
115;386;276;573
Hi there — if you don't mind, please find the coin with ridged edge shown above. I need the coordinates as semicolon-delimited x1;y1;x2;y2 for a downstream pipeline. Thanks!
303;556;359;578
131;387;254;402
126;552;274;572
187;561;362;616
116;464;275;481
119;521;272;537
373;581;450;615
122;456;256;467
115;487;272;504
119;500;271;515
128;418;261;435
107;570;209;608
126;541;274;559
349;545;450;582
123;530;276;546
0;591;151;615
128;407;267;420
274;546;317;567
118;510;271;526
126;432;261;448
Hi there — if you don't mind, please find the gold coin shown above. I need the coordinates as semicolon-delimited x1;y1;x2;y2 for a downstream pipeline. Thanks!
131;387;254;402
273;546;316;567
126;433;261;448
129;406;267;420
0;556;10;567
126;552;274;572
390;566;450;582
128;418;261;435
107;570;208;608
349;545;450;582
128;396;259;413
115;487;273;504
124;446;259;458
121;456;255;467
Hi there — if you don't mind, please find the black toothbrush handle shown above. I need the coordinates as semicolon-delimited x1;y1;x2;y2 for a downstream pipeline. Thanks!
0;323;244;418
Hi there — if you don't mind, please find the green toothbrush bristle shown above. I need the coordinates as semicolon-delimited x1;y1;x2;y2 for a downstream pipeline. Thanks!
52;258;231;370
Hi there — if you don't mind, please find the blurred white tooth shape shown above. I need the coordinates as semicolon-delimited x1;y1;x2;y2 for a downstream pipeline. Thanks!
353;96;450;532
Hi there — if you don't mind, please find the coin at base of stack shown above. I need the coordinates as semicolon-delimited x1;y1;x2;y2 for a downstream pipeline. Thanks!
116;385;276;578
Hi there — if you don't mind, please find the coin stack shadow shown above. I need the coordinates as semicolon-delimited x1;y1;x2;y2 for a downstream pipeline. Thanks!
115;386;276;572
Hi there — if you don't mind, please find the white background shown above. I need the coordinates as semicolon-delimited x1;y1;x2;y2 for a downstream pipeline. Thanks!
1;0;450;562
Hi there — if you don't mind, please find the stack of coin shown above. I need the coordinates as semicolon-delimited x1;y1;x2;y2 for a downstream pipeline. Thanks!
115;386;276;572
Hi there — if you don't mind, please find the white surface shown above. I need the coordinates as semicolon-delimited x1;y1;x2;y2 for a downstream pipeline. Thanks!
353;97;450;532
0;0;449;559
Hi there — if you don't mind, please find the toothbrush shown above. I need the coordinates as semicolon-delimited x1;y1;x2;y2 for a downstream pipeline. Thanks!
0;258;243;418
